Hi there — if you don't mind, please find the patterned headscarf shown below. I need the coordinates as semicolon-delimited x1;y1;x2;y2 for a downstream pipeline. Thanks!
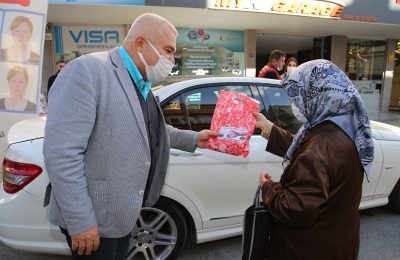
281;59;374;177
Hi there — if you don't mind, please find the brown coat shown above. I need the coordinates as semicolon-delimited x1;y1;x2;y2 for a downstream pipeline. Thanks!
262;121;364;260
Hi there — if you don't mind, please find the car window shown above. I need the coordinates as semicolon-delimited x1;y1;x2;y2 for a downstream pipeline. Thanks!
162;95;189;130
258;86;302;134
182;85;252;132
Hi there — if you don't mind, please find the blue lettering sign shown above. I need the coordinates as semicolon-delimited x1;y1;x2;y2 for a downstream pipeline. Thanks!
104;31;119;43
69;30;120;43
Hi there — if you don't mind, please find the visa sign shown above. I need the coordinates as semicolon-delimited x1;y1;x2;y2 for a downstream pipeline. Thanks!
68;30;120;43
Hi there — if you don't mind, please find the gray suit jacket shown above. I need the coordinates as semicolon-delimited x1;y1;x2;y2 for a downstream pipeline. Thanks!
43;48;195;238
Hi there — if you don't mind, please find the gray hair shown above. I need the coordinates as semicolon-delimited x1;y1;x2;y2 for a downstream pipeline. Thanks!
124;13;178;45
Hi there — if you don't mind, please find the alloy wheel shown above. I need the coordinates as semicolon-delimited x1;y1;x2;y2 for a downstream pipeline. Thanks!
126;207;178;260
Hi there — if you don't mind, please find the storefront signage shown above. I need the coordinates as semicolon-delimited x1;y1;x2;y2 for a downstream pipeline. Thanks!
55;25;125;61
0;0;30;6
49;0;144;5
69;30;120;44
175;28;244;76
209;0;345;18
341;14;377;23
0;0;48;159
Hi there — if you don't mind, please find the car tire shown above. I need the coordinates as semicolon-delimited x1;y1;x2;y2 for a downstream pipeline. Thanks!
389;179;400;213
125;199;188;260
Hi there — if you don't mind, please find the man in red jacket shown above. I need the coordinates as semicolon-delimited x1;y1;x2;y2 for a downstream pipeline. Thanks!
258;50;286;80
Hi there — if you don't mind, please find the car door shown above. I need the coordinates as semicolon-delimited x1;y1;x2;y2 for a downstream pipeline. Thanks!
161;83;284;229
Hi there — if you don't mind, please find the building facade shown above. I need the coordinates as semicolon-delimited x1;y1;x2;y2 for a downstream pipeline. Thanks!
44;0;400;112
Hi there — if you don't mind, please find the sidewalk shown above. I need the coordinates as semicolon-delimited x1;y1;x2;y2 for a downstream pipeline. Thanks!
369;111;400;127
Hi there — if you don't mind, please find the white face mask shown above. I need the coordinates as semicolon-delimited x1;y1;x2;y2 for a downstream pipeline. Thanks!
286;66;296;76
291;103;307;123
137;39;175;84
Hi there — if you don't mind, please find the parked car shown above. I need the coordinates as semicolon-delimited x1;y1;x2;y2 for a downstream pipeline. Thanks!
1;77;400;259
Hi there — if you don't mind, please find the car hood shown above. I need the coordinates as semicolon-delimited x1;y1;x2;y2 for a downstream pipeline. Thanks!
371;120;400;141
7;116;46;144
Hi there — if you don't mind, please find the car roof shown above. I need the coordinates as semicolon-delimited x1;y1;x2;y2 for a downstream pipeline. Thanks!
154;76;281;101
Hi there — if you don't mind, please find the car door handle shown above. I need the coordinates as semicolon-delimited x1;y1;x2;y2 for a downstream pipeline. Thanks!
385;166;394;169
170;150;203;157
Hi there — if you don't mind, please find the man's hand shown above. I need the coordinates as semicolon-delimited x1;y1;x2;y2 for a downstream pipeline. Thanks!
71;225;100;256
260;172;273;188
195;130;220;148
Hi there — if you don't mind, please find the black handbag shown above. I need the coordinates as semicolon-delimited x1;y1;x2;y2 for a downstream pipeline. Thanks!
241;186;273;260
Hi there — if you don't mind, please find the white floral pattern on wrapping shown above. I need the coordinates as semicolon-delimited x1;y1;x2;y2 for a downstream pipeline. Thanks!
281;59;374;177
205;90;260;158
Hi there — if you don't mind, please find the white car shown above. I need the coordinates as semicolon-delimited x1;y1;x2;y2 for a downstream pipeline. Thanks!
1;77;400;259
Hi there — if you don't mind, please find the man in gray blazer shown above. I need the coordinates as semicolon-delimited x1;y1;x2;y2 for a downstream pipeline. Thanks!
43;13;218;259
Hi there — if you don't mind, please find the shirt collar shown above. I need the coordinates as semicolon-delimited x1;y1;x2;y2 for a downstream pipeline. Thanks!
119;46;152;100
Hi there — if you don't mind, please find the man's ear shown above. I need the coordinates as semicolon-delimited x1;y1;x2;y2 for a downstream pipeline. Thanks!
135;36;146;52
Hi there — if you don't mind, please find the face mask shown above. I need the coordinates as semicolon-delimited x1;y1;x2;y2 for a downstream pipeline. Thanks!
291;103;307;123
286;66;296;76
137;39;174;84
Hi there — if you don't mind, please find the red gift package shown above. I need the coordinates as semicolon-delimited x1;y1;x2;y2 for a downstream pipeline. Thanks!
205;90;260;158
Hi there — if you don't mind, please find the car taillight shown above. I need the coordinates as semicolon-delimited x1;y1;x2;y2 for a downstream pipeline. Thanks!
2;158;42;194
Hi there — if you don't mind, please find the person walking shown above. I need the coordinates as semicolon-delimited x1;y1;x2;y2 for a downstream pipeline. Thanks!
252;59;374;260
258;50;286;80
43;13;218;260
47;60;65;96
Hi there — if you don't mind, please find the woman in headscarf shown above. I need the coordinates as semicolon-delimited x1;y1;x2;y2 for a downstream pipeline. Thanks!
252;59;374;260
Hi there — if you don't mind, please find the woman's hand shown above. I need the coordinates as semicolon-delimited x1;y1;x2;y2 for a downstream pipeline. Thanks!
259;172;273;187
251;111;273;139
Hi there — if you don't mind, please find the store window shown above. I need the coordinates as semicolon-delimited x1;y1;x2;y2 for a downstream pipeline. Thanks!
346;39;386;112
172;29;245;77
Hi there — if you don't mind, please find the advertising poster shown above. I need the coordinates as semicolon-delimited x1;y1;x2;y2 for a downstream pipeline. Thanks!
175;28;244;76
0;0;48;159
54;25;125;62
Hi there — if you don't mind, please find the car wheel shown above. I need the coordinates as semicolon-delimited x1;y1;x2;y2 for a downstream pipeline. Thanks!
125;199;188;260
389;179;400;213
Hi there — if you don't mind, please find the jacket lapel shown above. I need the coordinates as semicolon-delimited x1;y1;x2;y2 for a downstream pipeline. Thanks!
109;48;150;151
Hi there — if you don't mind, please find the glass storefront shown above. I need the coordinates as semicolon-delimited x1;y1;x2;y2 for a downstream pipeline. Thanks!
173;28;245;76
390;40;400;111
346;39;386;112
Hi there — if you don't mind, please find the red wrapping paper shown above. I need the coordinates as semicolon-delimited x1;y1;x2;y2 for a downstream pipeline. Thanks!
205;90;260;158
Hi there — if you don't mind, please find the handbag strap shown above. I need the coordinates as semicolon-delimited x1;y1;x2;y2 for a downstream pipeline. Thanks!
253;185;262;206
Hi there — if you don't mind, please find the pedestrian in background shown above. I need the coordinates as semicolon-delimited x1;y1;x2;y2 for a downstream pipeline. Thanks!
252;59;374;260
285;56;298;75
47;60;65;96
43;13;218;260
258;50;286;80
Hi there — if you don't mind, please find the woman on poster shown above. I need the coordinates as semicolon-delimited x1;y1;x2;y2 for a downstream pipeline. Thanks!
0;65;36;112
0;15;39;63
